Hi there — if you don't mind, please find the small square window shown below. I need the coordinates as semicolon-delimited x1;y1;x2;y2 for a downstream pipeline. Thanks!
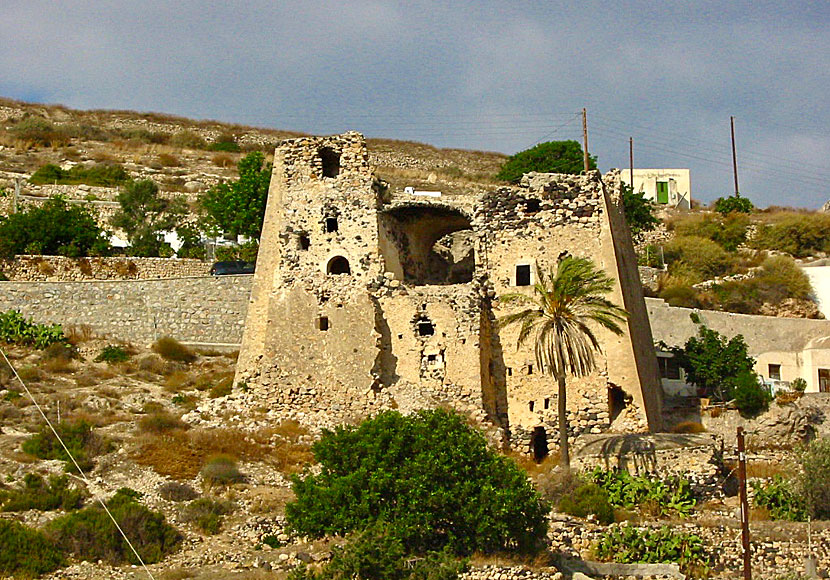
418;321;434;336
318;316;329;331
325;217;338;233
516;264;531;286
427;354;437;362
769;364;781;381
299;234;310;250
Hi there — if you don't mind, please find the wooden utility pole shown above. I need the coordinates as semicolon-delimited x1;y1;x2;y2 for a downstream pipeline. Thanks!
737;427;752;580
582;108;590;173
629;137;634;191
731;116;740;196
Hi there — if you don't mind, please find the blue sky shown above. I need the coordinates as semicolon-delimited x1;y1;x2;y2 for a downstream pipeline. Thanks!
2;1;829;208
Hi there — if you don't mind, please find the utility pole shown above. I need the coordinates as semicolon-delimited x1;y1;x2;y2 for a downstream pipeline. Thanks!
582;108;590;173
731;116;740;196
13;178;21;214
737;427;752;580
629;137;634;192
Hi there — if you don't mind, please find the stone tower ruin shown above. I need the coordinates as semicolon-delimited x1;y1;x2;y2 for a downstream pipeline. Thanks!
235;131;663;453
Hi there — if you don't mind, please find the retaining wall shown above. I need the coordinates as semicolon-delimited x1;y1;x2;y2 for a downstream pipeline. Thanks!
0;255;211;281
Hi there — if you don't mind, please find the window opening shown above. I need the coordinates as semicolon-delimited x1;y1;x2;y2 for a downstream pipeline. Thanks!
544;398;550;410
325;217;339;233
530;427;549;462
524;199;541;213
528;401;535;412
319;147;341;178
768;364;781;381
318;316;329;331
427;354;437;362
657;356;681;380
820;369;830;393
516;264;531;286
608;385;627;423
327;256;351;275
417;321;435;336
299;234;310;250
527;363;533;375
506;367;512;377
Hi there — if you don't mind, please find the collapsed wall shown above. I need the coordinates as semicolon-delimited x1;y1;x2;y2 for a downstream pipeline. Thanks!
234;132;662;449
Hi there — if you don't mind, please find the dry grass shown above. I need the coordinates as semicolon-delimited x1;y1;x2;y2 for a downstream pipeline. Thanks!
64;323;95;344
158;152;181;167
211;153;235;168
670;421;707;433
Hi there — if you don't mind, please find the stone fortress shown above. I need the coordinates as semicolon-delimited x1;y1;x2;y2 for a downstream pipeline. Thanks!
231;131;664;454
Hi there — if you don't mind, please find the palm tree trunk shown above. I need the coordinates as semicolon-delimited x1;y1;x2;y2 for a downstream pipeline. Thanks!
557;372;570;469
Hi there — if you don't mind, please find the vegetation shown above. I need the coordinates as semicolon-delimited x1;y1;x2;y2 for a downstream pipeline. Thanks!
557;482;614;524
181;498;234;534
201;454;244;486
151;337;196;363
0;473;84;512
0;196;110;258
22;420;109;473
498;257;627;468
0;310;66;349
29;163;129;187
111;180;187;257
11;116;71;147
589;468;696;517
622;186;658;235
158;482;199;503
286;409;548;555
713;194;754;215
669;212;750;252
95;344;131;363
208;133;241;152
752;475;807;521
750;212;830;258
199;151;272;239
594;524;710;577
496;140;596;183
0;519;65;578
799;437;830;520
47;488;181;565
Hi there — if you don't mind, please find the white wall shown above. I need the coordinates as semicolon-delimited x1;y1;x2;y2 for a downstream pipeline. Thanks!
620;169;691;209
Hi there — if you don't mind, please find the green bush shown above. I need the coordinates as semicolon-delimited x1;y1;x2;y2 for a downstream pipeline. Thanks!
181;498;234;534
730;371;771;416
799;437;830;520
496;140;595;182
588;468;695;517
95;345;131;363
21;420;109;473
151;337;196;363
29;163;129;187
111;180;186;258
0;519;65;578
200;455;244;486
622;187;658;235
750;213;830;258
791;377;807;393
139;411;189;434
713;195;753;215
752;475;807;521
0;473;84;512
0;310;66;349
671;212;750;251
286;409;548;556
557;482;614;524
47;488;181;565
158;482;198;503
12;117;70;147
662;236;736;282
594;524;710;577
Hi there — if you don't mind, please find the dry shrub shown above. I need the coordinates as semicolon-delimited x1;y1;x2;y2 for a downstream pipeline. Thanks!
776;391;802;405
536;467;586;505
670;421;707;433
193;370;234;392
91;150;119;163
209;377;233;398
506;450;558;478
212;153;234;168
157;152;181;167
159;569;195;580
139;411;189;434
76;259;93;276
201;454;244;486
36;260;56;276
152;337;196;363
164;370;195;392
159;481;199;503
64;324;94;344
16;366;43;383
41;357;77;374
137;354;170;376
74;367;116;387
112;260;138;277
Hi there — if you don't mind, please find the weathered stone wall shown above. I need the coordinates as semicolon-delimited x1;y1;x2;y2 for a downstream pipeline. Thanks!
0;255;210;280
0;275;251;345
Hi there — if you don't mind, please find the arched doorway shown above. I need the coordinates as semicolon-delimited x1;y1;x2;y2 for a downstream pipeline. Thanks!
327;256;351;275
530;426;549;462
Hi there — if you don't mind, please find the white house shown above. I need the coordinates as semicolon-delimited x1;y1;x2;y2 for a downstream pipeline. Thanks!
620;169;691;209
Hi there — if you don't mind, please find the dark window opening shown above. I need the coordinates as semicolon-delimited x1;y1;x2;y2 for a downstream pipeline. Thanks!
609;385;627;423
820;369;830;393
325;217;339;233
299;234;310;250
319;147;340;178
398;334;403;339
418;321;435;336
516;264;531;286
657;356;681;380
507;367;512;377
318;316;329;331
544;398;550;410
531;427;549;462
427;354;437;362
768;364;781;381
527;364;533;375
524;198;541;213
327;256;351;275
528;401;535;412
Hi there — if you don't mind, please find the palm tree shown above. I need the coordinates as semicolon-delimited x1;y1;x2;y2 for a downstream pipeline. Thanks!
498;256;628;469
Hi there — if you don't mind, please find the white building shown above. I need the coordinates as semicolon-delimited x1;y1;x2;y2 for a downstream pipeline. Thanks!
620;169;691;209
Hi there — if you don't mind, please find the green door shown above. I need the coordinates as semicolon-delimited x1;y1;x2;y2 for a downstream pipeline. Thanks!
656;181;669;204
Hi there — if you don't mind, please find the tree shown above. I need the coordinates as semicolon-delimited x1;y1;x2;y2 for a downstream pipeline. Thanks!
111;180;186;257
286;409;548;556
498;257;628;468
496;140;596;183
622;185;659;236
199;151;272;239
0;196;109;258
713;194;753;215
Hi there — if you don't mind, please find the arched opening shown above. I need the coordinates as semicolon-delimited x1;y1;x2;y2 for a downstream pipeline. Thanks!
530;426;549;462
319;147;340;178
378;205;474;285
327;256;351;275
608;385;627;423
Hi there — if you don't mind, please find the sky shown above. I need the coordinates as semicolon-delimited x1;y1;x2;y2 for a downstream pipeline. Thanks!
2;1;829;208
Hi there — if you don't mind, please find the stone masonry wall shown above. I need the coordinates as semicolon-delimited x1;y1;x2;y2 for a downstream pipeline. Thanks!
0;275;252;345
0;255;210;280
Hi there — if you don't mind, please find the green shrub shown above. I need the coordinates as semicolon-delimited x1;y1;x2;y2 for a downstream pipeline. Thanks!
750;212;830;258
589;468;695;517
21;420;109;473
12;117;70;147
799;437;830;520
663;236;736;282
181;498;234;534
729;371;771;416
752;475;807;521
713;195;754;215
791;377;807;393
200;455;244;486
139;412;189;434
95;345;131;363
152;337;196;363
593;524;710;577
671;212;750;251
496;140;595;182
0;310;66;349
47;488;181;565
0;519;65;578
558;482;614;524
0;473;84;512
29;163;129;187
286;409;548;556
622;187;658;236
158;482;198;503
262;534;283;549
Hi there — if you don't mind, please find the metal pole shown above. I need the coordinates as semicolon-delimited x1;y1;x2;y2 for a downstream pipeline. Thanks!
629;137;634;192
737;426;752;580
13;178;20;213
731;116;740;196
582;108;590;173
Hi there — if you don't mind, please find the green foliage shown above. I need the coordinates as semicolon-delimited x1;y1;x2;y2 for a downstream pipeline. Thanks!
791;377;807;393
151;337;196;363
199;151;272;239
0;473;84;512
181;498;234;534
750;212;830;258
158;482;198;503
201;455;244;486
798;437;830;520
174;224;206;259
594;524;710;577
208;134;241;152
752;476;807;521
496;140;596;183
286;409;548;555
622;186;658;236
589;468;696;517
0;519;65;578
0;196;110;258
95;344;130;363
111;180;186;257
713;195;754;215
12;116;70;147
289;524;466;580
670;212;750;252
170;130;208;150
0;310;66;349
47;488;181;565
262;535;283;549
730;370;771;415
557;483;614;524
29;163;129;187
214;239;259;263
21;420;109;473
662;235;736;283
